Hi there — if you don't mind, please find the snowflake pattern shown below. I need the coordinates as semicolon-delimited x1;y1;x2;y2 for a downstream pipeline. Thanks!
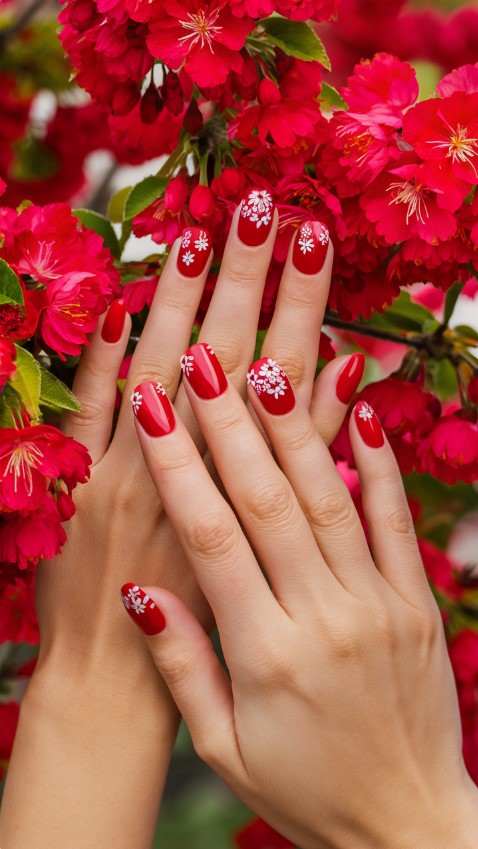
298;222;329;254
130;390;142;414
318;227;330;246
241;189;274;229
181;229;192;248
121;585;156;615
182;250;195;266
155;382;166;396
358;402;374;421
180;353;195;376
247;358;288;399
195;231;209;251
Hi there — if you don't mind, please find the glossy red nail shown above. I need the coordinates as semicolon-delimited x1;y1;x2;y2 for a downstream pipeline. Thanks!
237;187;275;247
180;342;227;400
292;221;330;275
354;401;384;448
131;381;175;437
120;583;166;636
247;357;295;416
336;353;366;404
177;227;212;277
101;298;127;343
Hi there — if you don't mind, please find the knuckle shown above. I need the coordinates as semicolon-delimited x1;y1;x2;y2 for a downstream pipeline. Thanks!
224;262;258;291
282;419;317;454
304;488;356;534
384;507;415;537
212;403;248;437
155;647;194;691
211;341;245;377
188;511;241;563
243;480;295;528
129;358;176;397
69;397;104;428
267;352;305;388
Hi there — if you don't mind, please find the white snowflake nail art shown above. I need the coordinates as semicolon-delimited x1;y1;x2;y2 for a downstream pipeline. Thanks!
131;391;142;414
247;358;289;398
298;222;314;254
181;229;192;248
194;231;209;251
180;353;194;376
182;250;195;266
358;402;374;421
241;189;274;228
121;585;156;615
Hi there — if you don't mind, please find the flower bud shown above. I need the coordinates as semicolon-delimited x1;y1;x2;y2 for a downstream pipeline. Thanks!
161;71;184;116
164;175;189;214
184;99;203;136
140;84;163;125
211;167;246;200
258;77;282;106
189;185;215;223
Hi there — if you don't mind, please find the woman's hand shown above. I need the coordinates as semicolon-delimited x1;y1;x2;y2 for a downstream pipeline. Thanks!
125;330;478;849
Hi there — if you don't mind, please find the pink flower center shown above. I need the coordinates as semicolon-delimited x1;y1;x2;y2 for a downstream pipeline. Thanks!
178;7;222;53
387;180;429;225
428;124;478;176
2;443;44;496
21;240;59;281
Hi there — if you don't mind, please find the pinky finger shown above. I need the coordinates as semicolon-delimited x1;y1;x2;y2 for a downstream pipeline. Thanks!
309;353;365;446
62;299;131;465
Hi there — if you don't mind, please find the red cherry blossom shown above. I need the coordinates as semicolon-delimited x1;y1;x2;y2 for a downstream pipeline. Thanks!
448;629;478;785
231;77;321;149
0;575;39;644
418;413;478;484
0;337;16;391
340;53;418;128
0;701;20;781
0;495;68;570
418;538;464;602
437;63;478;97
122;277;158;314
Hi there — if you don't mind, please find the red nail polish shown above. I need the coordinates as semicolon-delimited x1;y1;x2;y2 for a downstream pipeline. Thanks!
292;221;330;275
336;353;366;404
177;227;212;277
354;401;384;448
180;342;227;400
120;583;166;635
247;357;295;416
237;187;275;247
101;298;127;343
131;381;175;437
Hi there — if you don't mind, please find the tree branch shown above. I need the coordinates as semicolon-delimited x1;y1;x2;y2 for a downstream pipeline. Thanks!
323;312;431;351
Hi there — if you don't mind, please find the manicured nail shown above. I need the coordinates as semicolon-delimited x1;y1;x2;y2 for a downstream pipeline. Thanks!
247;357;295;415
180;342;227;399
120;583;166;635
101;298;127;343
292;221;330;275
177;226;212;277
354;401;384;448
130;381;175;437
336;353;366;404
237;187;275;247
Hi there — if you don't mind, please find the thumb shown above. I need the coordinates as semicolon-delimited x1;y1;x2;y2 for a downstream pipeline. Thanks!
119;583;241;780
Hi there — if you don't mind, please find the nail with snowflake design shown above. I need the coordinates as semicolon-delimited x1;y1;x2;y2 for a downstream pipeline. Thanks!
247;357;296;416
237;187;275;247
292;221;330;275
180;342;228;400
354;401;384;448
177;226;212;278
131;381;175;437
120;583;166;636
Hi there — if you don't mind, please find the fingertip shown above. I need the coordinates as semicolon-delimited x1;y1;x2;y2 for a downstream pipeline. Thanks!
101;298;129;344
350;400;385;450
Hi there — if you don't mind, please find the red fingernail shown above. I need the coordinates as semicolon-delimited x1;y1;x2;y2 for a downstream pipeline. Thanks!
247;357;295;416
101;298;127;343
292;221;330;275
180;342;227;400
120;583;166;635
177;227;212;277
237;187;275;247
131;381;175;437
336;353;365;405
354;401;384;448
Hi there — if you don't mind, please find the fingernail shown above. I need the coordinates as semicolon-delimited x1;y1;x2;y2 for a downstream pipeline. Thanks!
247;357;295;416
131;381;175;437
180;342;227;400
292;221;330;275
336;353;365;405
237;187;275;247
120;583;166;635
101;298;127;343
177;227;212;277
354;401;384;448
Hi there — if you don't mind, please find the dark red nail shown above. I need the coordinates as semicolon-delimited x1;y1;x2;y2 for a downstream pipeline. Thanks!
292;221;330;275
237;187;275;247
180;342;227;400
120;583;166;636
131;381;175;437
354;401;384;448
177;227;212;277
336;353;365;404
247;357;295;416
101;298;127;343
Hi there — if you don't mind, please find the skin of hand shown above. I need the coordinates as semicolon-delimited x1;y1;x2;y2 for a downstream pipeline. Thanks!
0;205;346;848
124;252;478;849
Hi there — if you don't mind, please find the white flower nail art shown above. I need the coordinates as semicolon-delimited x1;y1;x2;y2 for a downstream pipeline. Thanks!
318;227;329;245
155;382;166;395
241;189;274;228
195;231;209;251
182;250;195;266
298;222;314;254
181;229;192;248
247;358;289;398
130;391;142;414
358;402;374;421
122;585;156;615
180;353;194;376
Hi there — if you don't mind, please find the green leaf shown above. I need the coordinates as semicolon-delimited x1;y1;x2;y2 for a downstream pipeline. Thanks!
0;384;23;428
11;136;58;181
453;325;478;344
443;280;465;326
260;15;331;69
73;209;120;260
0;259;24;306
108;185;132;224
39;367;82;413
319;82;347;111
11;346;41;419
367;291;435;334
123;176;168;221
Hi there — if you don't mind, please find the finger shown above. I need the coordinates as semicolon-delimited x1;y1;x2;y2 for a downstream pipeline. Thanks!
350;401;434;608
247;356;379;597
181;343;338;607
114;228;213;447
119;583;247;786
310;353;365;446
261;221;333;407
62;299;131;465
130;380;277;641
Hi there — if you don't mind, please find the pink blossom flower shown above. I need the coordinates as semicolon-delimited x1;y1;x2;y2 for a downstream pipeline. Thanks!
437;63;478;97
231;77;321;150
122;277;158;314
0;337;16;391
0;575;39;644
418;414;478;484
341;53;418;128
0;494;68;569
